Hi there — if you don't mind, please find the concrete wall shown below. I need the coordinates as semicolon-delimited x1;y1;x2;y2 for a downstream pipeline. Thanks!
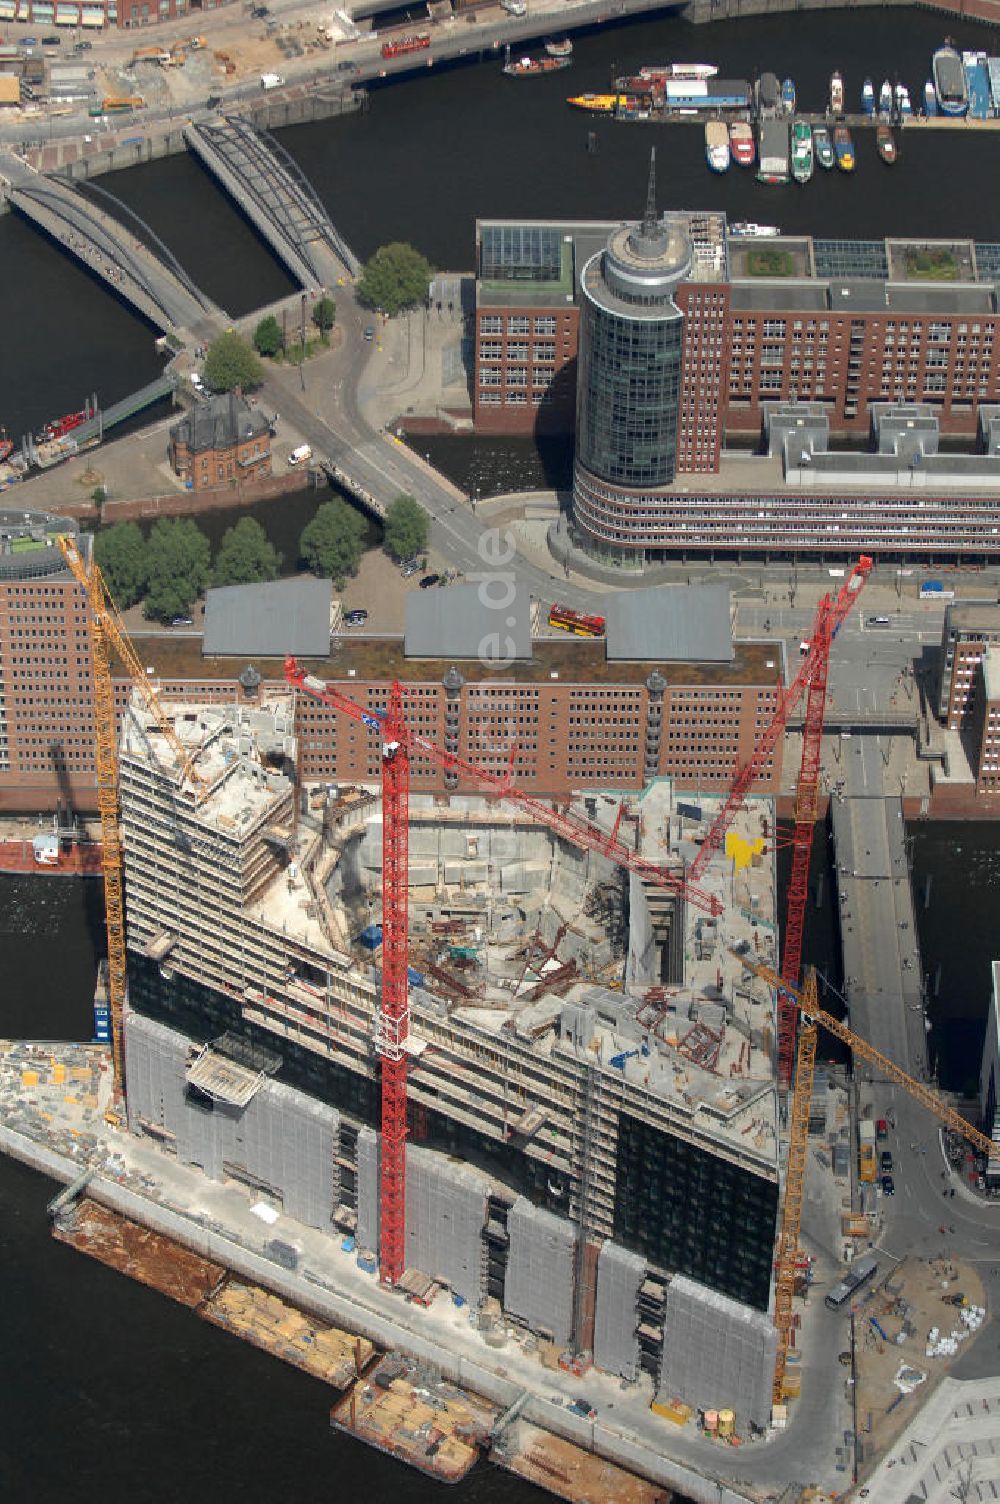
404;1145;489;1303
504;1197;576;1346
593;1240;645;1381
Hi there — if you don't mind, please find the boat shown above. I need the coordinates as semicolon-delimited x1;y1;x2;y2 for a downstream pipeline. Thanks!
504;52;570;76
924;79;938;115
963;49;990;119
932;43;969;115
829;71;844;114
566;92;619;113
861;77;875;114
729;221;780;238
813;123;835;169
756;118;790;184
637;62;718;80
876;124;897;164
544;38;573;58
879;78;893;115
781;77;796;113
833;124;855;172
729;119;755;166
0;833;103;878
791;119;813;183
617;94;652;120
0;440;12;464
705;119;730;172
895;82;913;116
35;407;89;444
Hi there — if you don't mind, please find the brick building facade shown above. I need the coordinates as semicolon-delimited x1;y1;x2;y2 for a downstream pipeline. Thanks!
169;393;271;492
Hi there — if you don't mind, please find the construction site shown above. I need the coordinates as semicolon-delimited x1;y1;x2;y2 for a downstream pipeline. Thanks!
117;679;784;1432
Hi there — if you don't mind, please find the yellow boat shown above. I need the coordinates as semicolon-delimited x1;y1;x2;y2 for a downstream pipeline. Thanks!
567;92;620;113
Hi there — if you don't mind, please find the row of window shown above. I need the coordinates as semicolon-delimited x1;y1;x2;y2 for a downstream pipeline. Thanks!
480;315;562;336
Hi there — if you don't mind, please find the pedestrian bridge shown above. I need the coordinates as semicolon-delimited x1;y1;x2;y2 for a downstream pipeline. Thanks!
1;155;216;333
184;117;360;290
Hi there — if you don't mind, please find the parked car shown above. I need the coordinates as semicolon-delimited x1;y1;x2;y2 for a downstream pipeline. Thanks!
880;1151;893;1174
344;609;368;626
206;94;223;109
400;559;420;578
869;616;891;626
363;326;375;342
881;1174;895;1196
876;1118;889;1141
73;39;93;50
171;616;194;627
419;574;440;589
21;36;38;45
190;372;205;392
42;34;61;45
336;60;357;72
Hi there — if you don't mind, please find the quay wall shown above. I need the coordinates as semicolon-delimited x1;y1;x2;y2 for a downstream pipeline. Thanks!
0;1118;754;1504
40;470;310;526
682;0;1000;22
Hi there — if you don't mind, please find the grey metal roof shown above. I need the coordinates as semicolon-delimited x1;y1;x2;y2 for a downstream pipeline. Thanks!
203;576;331;658
171;392;270;455
404;582;532;661
604;586;733;663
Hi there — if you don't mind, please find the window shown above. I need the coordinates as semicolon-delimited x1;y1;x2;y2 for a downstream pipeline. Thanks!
507;316;529;335
480;316;501;335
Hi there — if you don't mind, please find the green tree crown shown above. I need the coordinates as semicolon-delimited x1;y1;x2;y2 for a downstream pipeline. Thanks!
300;498;367;587
143;517;211;623
212;516;281;588
312;296;336;332
95;521;147;609
253;316;283;359
384;493;429;563
357;242;432;317
204;331;263;392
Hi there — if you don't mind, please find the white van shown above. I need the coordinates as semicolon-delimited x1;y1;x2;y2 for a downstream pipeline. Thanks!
288;444;313;467
260;72;284;91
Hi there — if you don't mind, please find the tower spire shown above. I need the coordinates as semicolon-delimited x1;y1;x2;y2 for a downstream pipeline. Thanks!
643;147;657;232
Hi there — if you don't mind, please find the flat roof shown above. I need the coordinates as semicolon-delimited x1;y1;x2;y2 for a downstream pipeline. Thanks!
604;585;733;663
404;582;533;661
203;577;332;658
983;646;1000;701
133;631;782;690
945;602;1000;633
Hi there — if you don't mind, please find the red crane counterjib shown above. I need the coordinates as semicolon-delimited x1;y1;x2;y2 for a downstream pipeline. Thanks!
283;656;723;916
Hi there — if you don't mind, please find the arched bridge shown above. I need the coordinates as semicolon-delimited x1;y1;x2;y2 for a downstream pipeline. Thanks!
1;154;216;333
184;117;360;290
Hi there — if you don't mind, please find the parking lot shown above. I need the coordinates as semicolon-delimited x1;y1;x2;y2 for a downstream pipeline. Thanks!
336;544;455;637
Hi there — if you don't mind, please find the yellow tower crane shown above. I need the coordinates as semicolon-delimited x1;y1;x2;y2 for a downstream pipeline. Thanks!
57;534;204;1098
735;951;997;1406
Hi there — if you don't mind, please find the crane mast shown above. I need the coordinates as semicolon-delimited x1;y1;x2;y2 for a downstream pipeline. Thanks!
737;951;997;1402
56;533;205;1099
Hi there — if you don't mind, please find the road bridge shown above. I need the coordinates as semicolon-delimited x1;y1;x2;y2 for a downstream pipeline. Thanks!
184;117;360;290
0;153;216;334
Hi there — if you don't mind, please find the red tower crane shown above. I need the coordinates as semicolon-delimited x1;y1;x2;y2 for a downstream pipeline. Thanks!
687;555;873;890
285;656;723;1285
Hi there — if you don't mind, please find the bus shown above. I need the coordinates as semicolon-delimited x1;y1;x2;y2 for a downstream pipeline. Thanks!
825;1252;879;1310
548;604;606;638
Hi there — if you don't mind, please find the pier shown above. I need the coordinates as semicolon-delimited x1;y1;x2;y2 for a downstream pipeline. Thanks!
184;117;360;291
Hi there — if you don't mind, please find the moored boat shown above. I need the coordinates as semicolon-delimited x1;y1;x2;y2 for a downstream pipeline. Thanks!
504;53;570;76
896;82;912;116
933;43;969;115
924;79;938;115
791;120;813;183
813;124;835;169
833;124;855;172
544;37;573;58
638;61;718;80
829;70;844;114
566;92;618;113
729;118;755;166
876;124;897;164
0;439;12;464
705;119;730;172
756;118;789;184
861;77;875;114
781;76;796;113
879;78;893;115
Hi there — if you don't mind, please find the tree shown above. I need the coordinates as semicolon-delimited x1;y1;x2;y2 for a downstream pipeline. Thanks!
203;331;263;393
384;493;429;563
300;499;367;586
212;516;281;588
143;517;211;623
253;315;283;359
311;296;336;333
356;242;432;317
95;521;146;608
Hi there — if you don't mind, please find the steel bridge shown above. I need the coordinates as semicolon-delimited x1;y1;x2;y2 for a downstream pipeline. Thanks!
2;154;215;333
184;116;360;289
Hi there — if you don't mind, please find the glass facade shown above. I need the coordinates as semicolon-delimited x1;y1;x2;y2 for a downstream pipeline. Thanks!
614;1110;778;1310
576;284;684;487
480;225;565;284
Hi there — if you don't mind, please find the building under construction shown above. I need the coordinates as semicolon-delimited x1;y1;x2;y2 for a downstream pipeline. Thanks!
120;686;783;1430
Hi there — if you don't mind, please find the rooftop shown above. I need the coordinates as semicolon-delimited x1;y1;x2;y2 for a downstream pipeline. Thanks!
203;576;333;659
602;585;734;663
945;602;1000;635
171;392;271;455
404;582;533;661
